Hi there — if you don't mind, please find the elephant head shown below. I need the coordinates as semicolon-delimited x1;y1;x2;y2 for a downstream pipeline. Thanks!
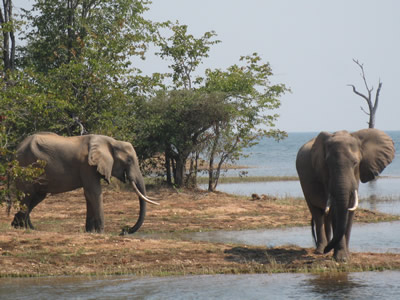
297;128;395;261
88;135;159;234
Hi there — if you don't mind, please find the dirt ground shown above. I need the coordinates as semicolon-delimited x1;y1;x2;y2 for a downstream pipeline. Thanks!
1;184;400;277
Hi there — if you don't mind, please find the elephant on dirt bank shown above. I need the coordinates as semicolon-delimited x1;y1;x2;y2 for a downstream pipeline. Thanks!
12;132;159;234
296;129;394;261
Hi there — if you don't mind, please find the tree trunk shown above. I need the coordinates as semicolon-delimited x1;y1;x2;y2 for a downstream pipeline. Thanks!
186;151;199;188
1;0;15;74
172;157;177;184
208;161;215;192
208;124;220;191
368;114;375;129
175;158;185;187
165;150;172;185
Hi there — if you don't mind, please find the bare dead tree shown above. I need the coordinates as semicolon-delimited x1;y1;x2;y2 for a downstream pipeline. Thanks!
348;59;382;129
0;0;16;74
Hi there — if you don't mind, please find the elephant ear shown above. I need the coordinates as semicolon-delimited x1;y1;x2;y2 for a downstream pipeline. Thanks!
310;131;332;179
88;135;114;183
352;129;395;183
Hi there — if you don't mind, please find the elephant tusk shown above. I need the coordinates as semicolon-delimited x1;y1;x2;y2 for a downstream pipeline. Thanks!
325;196;332;214
146;196;161;201
348;190;359;211
131;182;160;206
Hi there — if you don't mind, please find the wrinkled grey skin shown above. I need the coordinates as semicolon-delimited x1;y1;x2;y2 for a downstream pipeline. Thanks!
296;129;394;261
12;132;149;234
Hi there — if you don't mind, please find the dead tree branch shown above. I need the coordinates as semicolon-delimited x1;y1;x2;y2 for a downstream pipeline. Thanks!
348;59;382;129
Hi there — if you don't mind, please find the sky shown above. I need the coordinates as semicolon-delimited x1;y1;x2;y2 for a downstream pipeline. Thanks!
14;0;400;132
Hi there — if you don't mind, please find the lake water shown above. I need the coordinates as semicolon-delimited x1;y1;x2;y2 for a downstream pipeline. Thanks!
2;271;400;299
2;131;400;299
184;221;400;254
221;130;400;178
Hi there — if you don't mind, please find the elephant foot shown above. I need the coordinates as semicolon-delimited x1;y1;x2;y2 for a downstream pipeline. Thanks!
333;249;350;262
85;219;104;233
11;211;35;230
315;243;328;254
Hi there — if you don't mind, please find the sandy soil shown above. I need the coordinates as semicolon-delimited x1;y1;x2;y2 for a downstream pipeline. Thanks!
1;185;400;277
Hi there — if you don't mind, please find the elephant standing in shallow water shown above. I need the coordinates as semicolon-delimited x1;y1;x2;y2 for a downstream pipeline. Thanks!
12;132;159;234
296;129;394;261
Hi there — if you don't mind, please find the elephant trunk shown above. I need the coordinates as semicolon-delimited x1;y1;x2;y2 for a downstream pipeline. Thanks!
323;204;348;254
126;176;148;234
127;196;147;234
125;174;160;234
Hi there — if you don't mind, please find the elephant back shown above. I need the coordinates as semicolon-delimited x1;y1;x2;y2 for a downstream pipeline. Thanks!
16;132;59;166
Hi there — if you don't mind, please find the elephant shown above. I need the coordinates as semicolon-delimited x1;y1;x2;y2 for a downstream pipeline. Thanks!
296;129;394;261
12;132;159;234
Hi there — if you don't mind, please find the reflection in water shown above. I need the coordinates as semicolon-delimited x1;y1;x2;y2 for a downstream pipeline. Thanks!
306;272;363;298
365;194;379;212
364;180;379;212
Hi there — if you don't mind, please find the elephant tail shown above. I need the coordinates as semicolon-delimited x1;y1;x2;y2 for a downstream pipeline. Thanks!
311;218;317;246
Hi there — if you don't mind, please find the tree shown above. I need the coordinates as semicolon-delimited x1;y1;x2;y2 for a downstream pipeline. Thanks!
138;21;288;190
0;0;16;74
203;53;288;191
156;23;220;90
146;22;221;187
18;0;158;136
348;59;382;129
132;89;229;187
20;0;155;72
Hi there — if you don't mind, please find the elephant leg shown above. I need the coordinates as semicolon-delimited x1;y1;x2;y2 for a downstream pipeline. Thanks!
345;211;354;250
333;237;348;262
309;205;328;254
85;198;104;233
11;211;30;229
83;180;104;233
12;192;47;230
324;211;332;242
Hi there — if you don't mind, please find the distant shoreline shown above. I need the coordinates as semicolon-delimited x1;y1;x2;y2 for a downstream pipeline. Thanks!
195;175;400;184
196;175;299;184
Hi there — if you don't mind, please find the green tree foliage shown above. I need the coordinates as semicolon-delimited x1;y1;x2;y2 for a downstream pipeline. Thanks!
18;0;158;135
134;23;223;187
156;23;220;89
133;90;229;187
0;115;45;210
20;0;155;73
203;53;289;191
